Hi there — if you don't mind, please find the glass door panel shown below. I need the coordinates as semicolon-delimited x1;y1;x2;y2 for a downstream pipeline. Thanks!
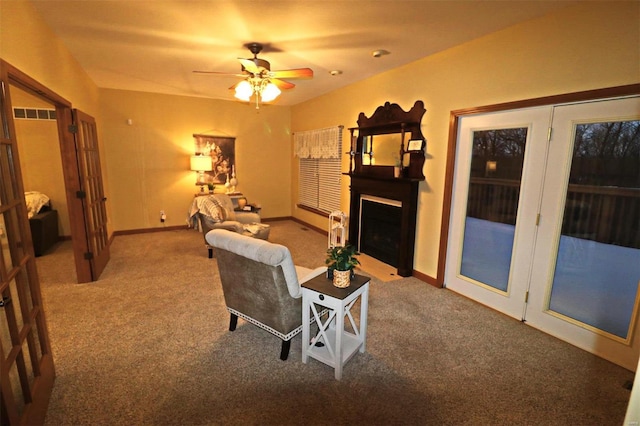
460;128;527;292
548;120;640;339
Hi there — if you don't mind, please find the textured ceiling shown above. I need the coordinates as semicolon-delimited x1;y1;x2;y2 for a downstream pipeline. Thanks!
29;0;578;105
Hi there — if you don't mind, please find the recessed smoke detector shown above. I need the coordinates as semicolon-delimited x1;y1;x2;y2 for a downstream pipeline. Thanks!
329;70;343;76
372;49;390;58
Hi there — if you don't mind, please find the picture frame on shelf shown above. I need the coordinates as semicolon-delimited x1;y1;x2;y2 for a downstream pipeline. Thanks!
407;139;424;152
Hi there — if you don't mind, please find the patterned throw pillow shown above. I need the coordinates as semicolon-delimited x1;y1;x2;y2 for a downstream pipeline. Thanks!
201;196;227;223
212;194;236;221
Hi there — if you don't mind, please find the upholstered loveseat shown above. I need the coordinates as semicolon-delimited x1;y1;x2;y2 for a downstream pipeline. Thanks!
29;205;59;257
206;229;326;360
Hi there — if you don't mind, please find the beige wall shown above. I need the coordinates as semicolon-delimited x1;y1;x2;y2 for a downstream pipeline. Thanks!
1;0;293;235
3;0;638;272
290;1;640;280
12;88;71;237
1;0;112;236
100;89;291;230
0;0;100;115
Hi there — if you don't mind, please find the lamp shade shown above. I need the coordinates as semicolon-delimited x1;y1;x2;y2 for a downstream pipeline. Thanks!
190;155;213;172
261;82;281;102
234;80;253;101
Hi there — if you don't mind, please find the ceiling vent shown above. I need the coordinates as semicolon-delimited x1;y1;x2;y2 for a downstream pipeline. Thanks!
13;107;57;121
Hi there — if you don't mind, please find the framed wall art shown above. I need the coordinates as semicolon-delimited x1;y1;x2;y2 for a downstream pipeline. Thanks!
193;134;235;184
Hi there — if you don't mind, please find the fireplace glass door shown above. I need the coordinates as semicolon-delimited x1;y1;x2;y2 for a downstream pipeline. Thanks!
359;196;401;267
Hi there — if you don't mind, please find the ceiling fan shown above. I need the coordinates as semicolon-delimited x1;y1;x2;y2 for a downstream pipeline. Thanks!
193;42;313;108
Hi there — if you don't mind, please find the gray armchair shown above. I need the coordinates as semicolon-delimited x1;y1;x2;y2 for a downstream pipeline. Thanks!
190;193;262;258
206;229;326;360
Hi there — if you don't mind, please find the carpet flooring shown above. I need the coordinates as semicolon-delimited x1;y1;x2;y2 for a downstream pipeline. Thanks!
37;220;633;425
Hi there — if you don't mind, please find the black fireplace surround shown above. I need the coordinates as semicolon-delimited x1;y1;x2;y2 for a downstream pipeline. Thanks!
348;176;420;277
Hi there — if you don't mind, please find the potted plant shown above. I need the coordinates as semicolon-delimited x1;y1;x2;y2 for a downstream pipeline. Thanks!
326;244;360;288
207;183;215;194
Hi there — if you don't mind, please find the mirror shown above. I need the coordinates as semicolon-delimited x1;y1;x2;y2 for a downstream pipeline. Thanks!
362;133;410;166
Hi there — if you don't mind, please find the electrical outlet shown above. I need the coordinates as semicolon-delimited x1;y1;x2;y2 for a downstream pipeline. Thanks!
160;210;166;223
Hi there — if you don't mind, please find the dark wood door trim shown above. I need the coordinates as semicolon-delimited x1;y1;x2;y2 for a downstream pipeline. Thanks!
437;83;640;288
6;62;70;108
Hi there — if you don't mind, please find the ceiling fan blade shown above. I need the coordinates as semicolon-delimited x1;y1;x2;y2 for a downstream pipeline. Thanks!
269;68;313;79
238;58;260;74
193;70;245;77
271;79;295;90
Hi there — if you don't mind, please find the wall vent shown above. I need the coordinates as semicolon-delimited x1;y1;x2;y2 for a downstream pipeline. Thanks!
13;107;56;121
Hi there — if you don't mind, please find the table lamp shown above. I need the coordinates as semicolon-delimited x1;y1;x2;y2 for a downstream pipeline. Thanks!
190;155;213;193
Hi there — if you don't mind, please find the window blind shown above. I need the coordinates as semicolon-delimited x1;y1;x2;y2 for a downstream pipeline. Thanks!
299;158;319;209
296;126;343;213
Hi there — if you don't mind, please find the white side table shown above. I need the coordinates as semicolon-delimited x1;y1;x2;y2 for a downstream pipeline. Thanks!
301;274;370;380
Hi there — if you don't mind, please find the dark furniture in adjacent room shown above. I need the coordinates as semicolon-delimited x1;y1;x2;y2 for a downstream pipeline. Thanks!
29;204;59;256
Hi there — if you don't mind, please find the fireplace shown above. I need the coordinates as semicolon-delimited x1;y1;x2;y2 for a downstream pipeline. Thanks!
346;100;426;277
348;175;420;277
359;197;402;267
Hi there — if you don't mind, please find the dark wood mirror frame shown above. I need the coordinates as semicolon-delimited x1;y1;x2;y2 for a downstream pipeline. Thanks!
348;100;426;180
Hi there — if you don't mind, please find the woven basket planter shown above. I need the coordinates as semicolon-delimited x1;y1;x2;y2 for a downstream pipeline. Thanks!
333;269;351;288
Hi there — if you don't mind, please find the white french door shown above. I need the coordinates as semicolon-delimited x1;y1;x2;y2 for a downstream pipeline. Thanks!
446;97;640;371
526;97;640;370
446;107;552;320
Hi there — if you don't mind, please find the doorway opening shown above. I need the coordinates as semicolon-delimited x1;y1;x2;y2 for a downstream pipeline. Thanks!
5;61;110;283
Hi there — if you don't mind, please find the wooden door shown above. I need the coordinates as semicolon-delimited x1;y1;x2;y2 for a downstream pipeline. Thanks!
0;61;55;426
71;110;110;280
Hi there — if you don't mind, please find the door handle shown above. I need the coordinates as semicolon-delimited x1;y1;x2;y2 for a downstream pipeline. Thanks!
0;296;11;307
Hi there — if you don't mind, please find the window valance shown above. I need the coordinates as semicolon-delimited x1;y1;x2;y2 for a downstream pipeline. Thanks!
294;126;343;159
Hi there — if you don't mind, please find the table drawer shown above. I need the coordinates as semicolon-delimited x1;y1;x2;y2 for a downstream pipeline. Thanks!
306;291;341;309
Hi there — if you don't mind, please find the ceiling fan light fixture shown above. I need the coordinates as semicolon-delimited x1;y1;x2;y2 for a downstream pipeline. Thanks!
261;82;281;102
197;42;311;108
234;80;253;101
